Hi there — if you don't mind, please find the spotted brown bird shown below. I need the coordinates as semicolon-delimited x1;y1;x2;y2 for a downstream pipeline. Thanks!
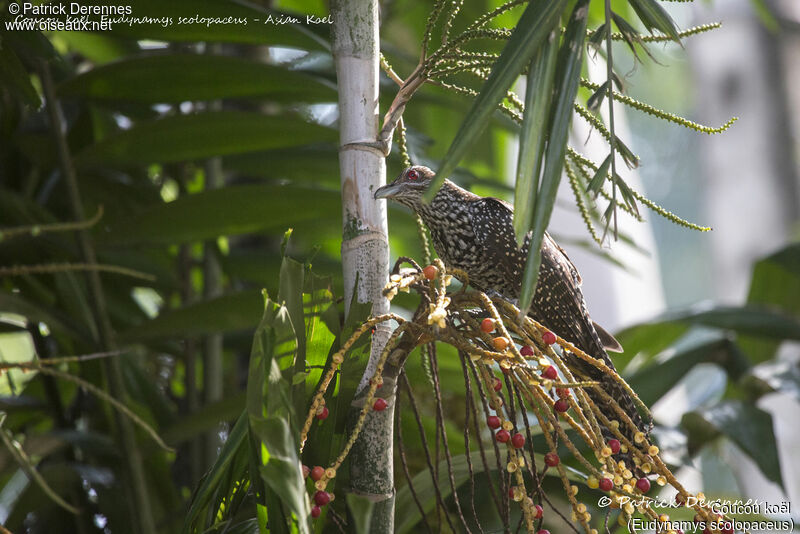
375;165;646;445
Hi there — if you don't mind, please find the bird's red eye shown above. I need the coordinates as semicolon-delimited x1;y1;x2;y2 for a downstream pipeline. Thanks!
407;169;419;181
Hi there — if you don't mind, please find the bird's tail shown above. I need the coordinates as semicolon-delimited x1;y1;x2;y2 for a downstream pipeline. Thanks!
563;343;650;475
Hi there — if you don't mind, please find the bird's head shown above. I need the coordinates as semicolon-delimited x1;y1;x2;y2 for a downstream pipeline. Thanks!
373;165;436;209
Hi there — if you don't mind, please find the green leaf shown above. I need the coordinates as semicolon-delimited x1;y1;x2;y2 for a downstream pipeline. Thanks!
627;336;749;406
161;393;246;445
58;54;336;104
346;494;375;534
181;411;249;534
223;145;340;183
513;31;559;244
100;184;341;245
519;0;589;316
0;44;41;107
103;0;328;50
613;173;640;216
0;291;88;342
740;243;800;362
395;448;582;534
75;112;336;168
615;136;640;169
586;154;611;195
119;290;263;342
428;0;568;198
53;31;140;64
614;322;689;372
586;80;608;112
628;0;681;43
741;359;800;401
587;21;607;51
665;305;800;341
681;400;784;489
249;418;310;534
611;12;656;62
246;297;309;534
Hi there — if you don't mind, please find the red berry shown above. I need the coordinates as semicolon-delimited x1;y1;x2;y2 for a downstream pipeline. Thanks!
495;429;510;443
520;345;534;356
544;452;559;467
508;487;515;498
608;439;621;454
480;318;495;333
302;465;310;478
554;399;569;413
487;415;501;429
534;504;543;519
423;265;437;280
310;466;324;481
541;365;558;380
542;331;557;345
316;406;329;420
556;388;570;399
599;478;613;492
314;490;331;506
311;505;321;518
373;398;388;411
493;377;502;392
537;530;550;534
721;523;733;534
511;433;525;448
636;478;651;493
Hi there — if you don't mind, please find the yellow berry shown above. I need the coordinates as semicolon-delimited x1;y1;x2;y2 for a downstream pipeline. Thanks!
642;463;652;474
601;447;612;458
657;476;666;486
577;503;587;514
634;432;645;444
507;462;518;473
325;468;337;479
587;476;599;489
648;445;659;456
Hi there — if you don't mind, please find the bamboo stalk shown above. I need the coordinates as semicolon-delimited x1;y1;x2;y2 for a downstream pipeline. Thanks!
331;1;394;531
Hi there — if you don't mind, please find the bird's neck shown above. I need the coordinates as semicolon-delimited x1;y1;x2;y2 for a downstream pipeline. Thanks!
415;179;476;220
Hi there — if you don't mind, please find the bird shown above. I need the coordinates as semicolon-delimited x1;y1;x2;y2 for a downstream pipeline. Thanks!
374;165;647;451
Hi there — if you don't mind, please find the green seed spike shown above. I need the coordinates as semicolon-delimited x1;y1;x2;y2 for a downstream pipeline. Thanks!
569;148;710;232
467;0;528;31
610;21;722;42
580;79;738;134
566;161;603;245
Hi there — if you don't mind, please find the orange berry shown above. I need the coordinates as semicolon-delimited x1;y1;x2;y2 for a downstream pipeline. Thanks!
480;318;495;333
423;265;437;280
492;337;509;351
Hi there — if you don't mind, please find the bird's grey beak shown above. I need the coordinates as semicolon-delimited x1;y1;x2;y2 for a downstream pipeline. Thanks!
374;183;402;200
